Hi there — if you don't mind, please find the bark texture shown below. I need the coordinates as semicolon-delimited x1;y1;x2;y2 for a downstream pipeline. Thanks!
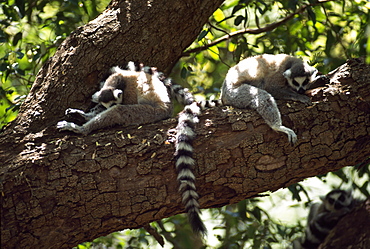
1;0;370;248
1;58;369;248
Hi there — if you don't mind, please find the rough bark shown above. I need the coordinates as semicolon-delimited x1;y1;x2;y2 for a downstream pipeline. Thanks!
1;0;370;248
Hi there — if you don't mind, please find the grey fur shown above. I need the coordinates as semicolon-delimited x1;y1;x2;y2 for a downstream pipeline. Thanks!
221;54;320;144
57;66;172;135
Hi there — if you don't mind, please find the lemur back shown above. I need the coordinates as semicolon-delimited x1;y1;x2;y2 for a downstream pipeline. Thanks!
221;54;321;144
293;189;356;249
57;62;220;235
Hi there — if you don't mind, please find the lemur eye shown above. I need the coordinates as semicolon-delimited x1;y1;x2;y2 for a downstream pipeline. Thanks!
292;80;300;86
302;79;309;86
328;197;334;204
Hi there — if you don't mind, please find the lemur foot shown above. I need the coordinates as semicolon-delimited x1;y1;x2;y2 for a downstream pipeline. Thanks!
57;120;84;134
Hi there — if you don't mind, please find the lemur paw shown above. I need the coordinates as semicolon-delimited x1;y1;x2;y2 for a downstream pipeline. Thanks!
282;127;298;145
287;131;298;145
300;95;313;106
65;108;85;116
272;125;297;145
57;120;84;134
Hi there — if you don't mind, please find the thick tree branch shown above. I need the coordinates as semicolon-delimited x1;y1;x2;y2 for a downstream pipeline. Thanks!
1;58;369;248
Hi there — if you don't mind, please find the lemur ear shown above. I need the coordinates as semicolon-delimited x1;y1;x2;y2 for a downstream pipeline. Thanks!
113;89;123;99
344;189;352;197
283;68;292;79
91;91;101;103
309;69;319;81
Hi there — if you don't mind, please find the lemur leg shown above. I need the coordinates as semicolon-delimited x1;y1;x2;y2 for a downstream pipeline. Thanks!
222;84;297;144
63;104;107;123
58;103;172;135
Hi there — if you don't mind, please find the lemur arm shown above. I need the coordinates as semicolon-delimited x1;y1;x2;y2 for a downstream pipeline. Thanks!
57;103;173;135
64;104;107;122
222;83;297;144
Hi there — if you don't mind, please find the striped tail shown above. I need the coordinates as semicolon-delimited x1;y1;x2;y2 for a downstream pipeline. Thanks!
175;102;207;235
198;99;223;109
166;79;222;235
163;78;195;106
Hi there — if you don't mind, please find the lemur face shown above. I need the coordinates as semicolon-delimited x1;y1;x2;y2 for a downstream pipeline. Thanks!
323;190;353;212
283;64;318;94
287;76;311;94
94;88;123;109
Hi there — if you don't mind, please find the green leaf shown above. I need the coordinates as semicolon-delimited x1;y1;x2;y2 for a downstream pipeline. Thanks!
234;15;244;26
198;29;209;41
180;66;188;79
251;207;262;221
213;8;226;22
16;51;24;59
257;6;263;15
12;32;22;46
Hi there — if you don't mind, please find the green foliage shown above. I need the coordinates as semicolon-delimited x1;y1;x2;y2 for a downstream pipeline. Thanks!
75;229;151;249
0;0;110;129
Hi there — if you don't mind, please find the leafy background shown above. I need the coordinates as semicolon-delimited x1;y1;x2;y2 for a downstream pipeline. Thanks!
1;0;369;248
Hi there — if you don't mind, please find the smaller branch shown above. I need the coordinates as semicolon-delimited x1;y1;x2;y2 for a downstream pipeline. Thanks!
207;22;229;35
143;224;164;247
182;0;334;56
156;221;183;249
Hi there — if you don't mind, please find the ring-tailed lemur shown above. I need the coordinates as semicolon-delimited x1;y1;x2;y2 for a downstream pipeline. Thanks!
57;62;221;236
57;64;173;134
293;189;356;249
221;54;323;144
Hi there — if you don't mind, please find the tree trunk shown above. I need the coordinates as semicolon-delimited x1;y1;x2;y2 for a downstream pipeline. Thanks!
1;0;370;248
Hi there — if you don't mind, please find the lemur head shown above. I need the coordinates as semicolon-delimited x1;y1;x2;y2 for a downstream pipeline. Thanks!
283;62;319;94
321;189;353;212
91;67;128;109
93;88;123;109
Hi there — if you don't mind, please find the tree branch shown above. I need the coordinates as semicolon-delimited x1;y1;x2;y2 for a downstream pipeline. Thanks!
1;58;369;248
183;0;335;56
